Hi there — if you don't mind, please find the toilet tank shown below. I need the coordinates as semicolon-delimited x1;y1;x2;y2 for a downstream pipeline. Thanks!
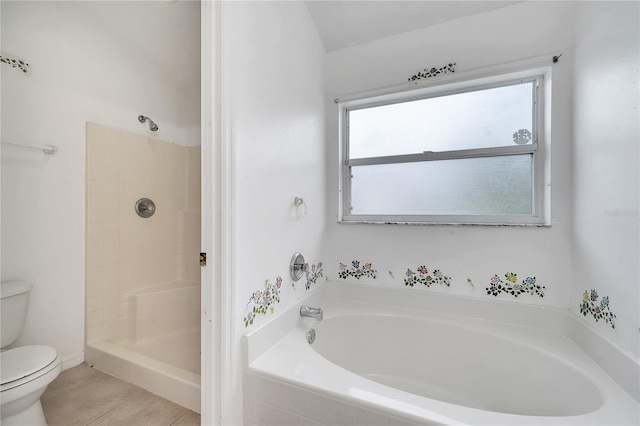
0;281;32;349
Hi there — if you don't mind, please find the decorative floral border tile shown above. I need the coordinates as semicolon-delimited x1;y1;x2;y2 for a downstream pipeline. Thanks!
580;289;616;329
0;55;29;73
243;276;282;327
486;273;545;298
338;260;377;280
305;262;324;290
408;62;455;82
404;266;451;287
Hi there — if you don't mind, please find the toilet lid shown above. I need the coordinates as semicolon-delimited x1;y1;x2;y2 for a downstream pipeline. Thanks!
1;345;58;385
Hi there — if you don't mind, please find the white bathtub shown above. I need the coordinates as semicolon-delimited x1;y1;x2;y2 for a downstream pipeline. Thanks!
244;282;639;425
85;280;200;413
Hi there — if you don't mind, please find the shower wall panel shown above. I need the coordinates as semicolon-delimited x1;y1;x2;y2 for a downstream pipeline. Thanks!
85;122;200;343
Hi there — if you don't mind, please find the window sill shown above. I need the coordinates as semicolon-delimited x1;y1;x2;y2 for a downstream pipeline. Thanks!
338;219;551;227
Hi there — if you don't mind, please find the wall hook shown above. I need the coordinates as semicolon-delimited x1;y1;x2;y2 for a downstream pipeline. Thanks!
294;196;307;219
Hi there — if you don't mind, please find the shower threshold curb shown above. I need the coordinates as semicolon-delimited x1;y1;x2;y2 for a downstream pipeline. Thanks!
85;340;200;414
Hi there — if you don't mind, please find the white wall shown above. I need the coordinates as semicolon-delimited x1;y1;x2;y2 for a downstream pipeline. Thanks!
571;1;639;358
224;1;326;422
325;2;573;308
1;1;199;367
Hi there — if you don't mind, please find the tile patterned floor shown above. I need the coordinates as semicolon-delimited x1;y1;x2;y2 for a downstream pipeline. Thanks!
41;363;200;426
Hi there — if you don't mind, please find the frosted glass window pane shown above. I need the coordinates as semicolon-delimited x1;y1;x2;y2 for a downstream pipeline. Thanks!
349;82;533;158
350;155;533;216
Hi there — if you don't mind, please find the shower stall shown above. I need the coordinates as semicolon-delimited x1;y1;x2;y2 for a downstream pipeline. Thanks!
84;122;201;412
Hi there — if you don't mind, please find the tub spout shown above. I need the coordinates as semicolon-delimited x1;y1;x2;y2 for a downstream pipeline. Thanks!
300;305;323;321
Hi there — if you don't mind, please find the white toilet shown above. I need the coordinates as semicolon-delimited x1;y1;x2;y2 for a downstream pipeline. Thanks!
1;281;62;426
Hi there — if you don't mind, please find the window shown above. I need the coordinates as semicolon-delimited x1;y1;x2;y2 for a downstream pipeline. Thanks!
339;70;549;225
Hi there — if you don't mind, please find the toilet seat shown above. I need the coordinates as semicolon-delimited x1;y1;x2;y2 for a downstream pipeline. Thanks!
1;345;59;392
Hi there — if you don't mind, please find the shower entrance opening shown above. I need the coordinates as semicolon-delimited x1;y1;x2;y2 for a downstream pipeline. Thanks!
84;123;202;412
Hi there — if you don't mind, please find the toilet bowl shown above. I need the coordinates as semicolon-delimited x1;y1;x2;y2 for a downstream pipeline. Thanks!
1;282;62;426
1;346;62;425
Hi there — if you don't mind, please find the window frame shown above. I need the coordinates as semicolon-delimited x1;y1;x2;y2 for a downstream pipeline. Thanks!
338;68;550;226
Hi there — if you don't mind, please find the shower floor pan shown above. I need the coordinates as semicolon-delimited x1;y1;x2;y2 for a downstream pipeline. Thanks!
85;331;200;413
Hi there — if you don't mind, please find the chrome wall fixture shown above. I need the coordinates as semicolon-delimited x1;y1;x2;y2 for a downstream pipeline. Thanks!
306;328;316;344
138;115;159;131
290;252;306;281
300;305;323;321
135;198;156;218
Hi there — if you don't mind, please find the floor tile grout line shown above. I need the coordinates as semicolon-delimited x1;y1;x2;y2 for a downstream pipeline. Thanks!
85;388;145;426
167;409;191;426
168;408;194;426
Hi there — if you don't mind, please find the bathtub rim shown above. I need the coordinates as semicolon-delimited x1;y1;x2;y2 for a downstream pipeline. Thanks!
244;281;639;407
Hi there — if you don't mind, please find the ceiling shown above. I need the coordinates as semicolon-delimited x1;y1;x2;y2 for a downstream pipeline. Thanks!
70;1;521;91
72;0;201;91
305;1;520;52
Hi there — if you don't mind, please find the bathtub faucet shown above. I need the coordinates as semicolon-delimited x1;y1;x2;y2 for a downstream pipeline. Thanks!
300;305;323;321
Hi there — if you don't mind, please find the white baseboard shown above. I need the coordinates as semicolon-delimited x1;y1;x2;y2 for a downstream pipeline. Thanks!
62;351;85;370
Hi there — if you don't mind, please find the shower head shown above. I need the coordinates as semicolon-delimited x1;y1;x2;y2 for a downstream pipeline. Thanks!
138;115;159;132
